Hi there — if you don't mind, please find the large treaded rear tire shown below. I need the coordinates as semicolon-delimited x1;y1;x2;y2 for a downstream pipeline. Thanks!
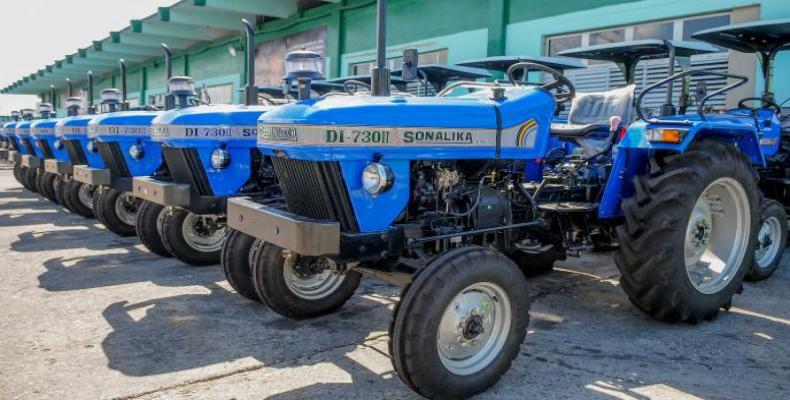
220;229;261;302
746;198;786;281
251;242;361;319
615;141;759;323
389;246;531;399
135;201;171;258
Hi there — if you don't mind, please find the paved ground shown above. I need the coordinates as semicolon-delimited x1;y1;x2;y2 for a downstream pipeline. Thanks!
0;164;787;400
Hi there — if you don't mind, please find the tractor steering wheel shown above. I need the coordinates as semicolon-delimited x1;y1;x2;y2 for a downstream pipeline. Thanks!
343;80;371;95
506;62;576;103
738;97;783;117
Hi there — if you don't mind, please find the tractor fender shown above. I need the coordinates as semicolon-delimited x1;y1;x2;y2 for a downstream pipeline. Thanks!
597;120;764;219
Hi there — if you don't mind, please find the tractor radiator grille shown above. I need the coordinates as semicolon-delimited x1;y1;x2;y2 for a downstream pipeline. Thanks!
271;157;358;232
162;147;213;196
20;138;36;155
64;140;87;165
36;139;53;159
97;142;131;177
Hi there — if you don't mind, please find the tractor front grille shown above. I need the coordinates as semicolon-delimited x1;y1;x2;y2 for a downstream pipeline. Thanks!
97;142;130;177
271;157;358;232
64;140;87;165
36;139;53;159
20;138;35;155
162;147;213;196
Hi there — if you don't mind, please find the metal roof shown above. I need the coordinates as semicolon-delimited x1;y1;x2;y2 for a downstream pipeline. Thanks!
692;18;790;54
1;0;342;95
457;55;586;72
557;39;719;63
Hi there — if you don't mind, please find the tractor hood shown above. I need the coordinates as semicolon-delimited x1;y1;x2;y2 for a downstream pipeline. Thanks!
2;121;18;138
88;111;161;139
257;86;555;161
151;104;273;145
55;115;93;139
15;121;32;138
30;118;59;139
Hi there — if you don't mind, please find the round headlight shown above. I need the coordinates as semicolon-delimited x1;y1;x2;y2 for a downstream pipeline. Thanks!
362;163;394;195
53;139;63;150
129;144;144;160
86;139;98;153
211;148;231;169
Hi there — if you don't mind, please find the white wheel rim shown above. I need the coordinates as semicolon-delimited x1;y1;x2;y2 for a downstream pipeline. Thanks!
78;184;94;210
437;282;511;376
114;192;139;226
755;216;782;268
282;251;345;300
684;177;750;294
156;206;168;238
180;213;226;252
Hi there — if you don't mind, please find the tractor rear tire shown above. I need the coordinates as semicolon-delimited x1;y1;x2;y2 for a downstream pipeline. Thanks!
251;242;361;319
616;141;759;323
746;198;786;281
220;229;261;302
94;188;139;237
389;246;531;399
160;208;225;266
63;180;95;219
135;201;172;258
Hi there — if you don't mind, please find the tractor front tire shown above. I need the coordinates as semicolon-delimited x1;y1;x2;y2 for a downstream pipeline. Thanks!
251;242;361;319
616;141;759;323
220;229;261;302
389;246;531;399
63;180;95;218
747;198;787;281
94;188;139;237
160;208;225;266
135;201;172;258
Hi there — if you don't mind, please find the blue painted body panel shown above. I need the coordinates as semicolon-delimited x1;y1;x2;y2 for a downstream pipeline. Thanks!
89;111;162;177
1;121;16;139
152;104;272;196
55;115;105;168
14;120;33;156
257;88;555;232
31;118;68;161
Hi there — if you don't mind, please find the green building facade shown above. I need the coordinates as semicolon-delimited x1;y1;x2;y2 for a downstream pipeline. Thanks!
4;0;788;115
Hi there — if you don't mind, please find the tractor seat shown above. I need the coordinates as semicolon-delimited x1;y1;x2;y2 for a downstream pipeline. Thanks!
551;84;635;139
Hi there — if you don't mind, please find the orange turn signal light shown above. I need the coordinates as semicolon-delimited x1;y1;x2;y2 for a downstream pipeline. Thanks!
646;128;687;143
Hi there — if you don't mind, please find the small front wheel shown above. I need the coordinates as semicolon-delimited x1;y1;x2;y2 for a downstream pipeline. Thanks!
220;229;260;302
251;242;361;318
94;188;140;236
390;246;531;399
63;180;96;219
135;201;172;258
747;199;787;281
161;208;226;266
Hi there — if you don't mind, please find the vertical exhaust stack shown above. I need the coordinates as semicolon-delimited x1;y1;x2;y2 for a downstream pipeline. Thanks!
242;19;258;106
87;71;96;115
163;44;176;110
370;0;390;97
119;59;128;111
66;78;74;97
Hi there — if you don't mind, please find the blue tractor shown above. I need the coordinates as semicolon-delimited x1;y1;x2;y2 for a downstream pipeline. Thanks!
0;111;18;161
225;1;777;397
691;18;790;280
132;20;278;264
72;59;163;237
3;111;23;184
15;106;54;193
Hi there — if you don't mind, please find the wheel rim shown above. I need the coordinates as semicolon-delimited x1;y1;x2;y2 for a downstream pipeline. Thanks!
78;184;95;210
684;177;750;294
282;252;345;300
755;216;782;269
437;282;512;376
114;192;139;226
180;213;226;252
156;206;168;238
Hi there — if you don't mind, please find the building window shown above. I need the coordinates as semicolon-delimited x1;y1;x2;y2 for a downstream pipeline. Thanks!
548;35;582;56
590;29;625;46
198;84;233;104
683;14;731;50
633;22;673;41
349;49;448;76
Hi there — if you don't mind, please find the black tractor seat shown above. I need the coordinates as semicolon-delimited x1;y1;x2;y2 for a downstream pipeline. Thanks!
550;122;610;138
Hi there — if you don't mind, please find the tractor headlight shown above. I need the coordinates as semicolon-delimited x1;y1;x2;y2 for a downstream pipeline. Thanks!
646;128;688;144
362;163;394;195
129;144;144;160
53;139;63;150
211;148;231;169
87;139;98;153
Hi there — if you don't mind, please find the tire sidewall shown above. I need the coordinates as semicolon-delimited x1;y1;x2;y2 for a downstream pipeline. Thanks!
161;208;222;266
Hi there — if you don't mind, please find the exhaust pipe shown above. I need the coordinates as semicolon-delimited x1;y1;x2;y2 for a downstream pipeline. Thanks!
87;71;96;115
162;44;176;110
119;59;128;111
49;85;57;110
66;78;74;97
370;0;390;97
242;19;257;106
